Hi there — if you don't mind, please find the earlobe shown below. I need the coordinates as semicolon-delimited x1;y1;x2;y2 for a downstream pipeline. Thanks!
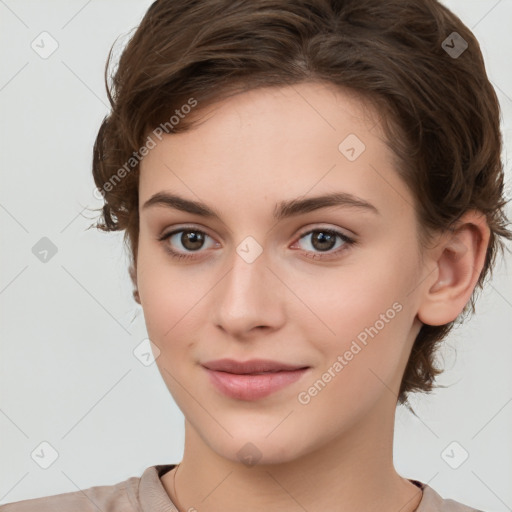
417;211;490;326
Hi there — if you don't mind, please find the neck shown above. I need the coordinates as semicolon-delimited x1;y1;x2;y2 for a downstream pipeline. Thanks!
161;401;422;512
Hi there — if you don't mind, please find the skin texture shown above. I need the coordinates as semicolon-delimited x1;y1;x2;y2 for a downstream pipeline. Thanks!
135;81;490;512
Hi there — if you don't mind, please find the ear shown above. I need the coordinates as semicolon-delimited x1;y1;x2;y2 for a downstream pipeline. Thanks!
129;262;141;305
417;210;490;326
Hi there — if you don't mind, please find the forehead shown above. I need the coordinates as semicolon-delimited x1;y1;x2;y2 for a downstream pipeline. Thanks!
138;82;413;222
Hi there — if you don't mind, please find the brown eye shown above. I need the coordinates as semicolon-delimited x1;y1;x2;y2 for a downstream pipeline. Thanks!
179;230;206;251
309;231;338;251
159;228;216;260
294;228;355;260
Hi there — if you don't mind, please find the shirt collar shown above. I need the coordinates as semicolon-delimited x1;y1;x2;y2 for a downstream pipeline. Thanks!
138;464;452;512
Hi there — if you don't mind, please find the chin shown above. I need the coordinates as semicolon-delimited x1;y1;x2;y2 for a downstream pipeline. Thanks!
199;422;312;468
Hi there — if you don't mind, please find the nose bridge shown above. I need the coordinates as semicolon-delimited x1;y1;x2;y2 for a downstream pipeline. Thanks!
223;237;270;308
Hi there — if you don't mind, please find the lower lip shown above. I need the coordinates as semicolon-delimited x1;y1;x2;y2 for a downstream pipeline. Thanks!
204;367;309;400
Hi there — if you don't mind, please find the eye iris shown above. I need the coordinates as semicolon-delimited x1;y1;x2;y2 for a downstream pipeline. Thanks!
312;231;336;251
182;230;204;251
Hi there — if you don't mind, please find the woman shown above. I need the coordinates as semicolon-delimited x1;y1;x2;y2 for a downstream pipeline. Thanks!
2;0;510;510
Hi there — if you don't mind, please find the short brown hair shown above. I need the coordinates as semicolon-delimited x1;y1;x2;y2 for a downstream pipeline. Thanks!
91;0;512;407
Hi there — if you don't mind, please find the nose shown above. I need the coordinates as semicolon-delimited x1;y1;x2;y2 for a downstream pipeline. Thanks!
211;245;286;339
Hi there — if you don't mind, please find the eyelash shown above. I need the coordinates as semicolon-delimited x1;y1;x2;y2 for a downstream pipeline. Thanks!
157;226;356;261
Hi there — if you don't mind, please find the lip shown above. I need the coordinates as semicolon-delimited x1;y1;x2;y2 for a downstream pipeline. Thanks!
202;358;308;373
201;359;310;401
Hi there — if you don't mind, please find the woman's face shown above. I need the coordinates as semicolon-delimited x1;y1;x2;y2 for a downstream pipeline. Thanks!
136;81;426;464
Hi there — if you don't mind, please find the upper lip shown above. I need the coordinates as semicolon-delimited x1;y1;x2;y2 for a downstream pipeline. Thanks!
202;358;309;374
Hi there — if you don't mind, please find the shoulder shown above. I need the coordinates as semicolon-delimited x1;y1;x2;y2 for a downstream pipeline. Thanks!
0;469;147;512
416;481;486;512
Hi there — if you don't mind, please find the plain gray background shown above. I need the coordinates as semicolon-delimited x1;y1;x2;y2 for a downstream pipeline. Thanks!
1;0;511;509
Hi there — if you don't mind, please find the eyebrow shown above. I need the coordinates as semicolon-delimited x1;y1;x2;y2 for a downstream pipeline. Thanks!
142;191;380;220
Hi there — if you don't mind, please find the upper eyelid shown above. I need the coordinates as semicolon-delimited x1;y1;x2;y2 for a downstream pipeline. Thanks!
296;225;353;239
161;224;216;242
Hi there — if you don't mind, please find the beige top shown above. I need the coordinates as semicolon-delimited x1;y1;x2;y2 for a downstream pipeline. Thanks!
0;464;484;511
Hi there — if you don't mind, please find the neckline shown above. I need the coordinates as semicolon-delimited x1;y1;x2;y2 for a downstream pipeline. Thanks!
153;465;426;510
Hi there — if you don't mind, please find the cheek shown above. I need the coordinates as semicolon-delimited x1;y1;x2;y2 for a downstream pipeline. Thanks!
140;279;202;347
292;257;408;345
292;272;410;428
290;244;417;387
137;237;197;342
